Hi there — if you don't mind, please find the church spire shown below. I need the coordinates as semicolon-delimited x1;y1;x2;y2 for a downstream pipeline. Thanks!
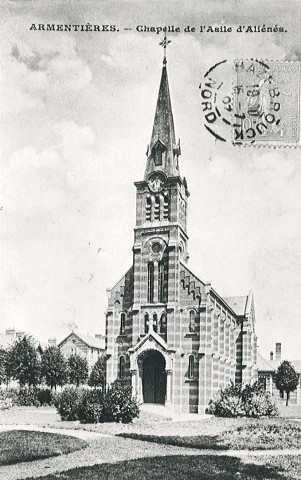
144;36;181;180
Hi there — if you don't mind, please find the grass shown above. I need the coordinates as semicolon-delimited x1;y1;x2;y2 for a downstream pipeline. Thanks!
278;404;301;418
117;419;301;450
0;430;87;466
23;454;301;480
0;405;59;425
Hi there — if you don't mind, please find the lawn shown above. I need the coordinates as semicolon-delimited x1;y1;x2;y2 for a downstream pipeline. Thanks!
0;430;87;466
23;454;301;480
117;419;301;450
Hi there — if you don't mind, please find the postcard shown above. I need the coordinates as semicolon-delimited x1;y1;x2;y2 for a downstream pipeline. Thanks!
0;1;300;478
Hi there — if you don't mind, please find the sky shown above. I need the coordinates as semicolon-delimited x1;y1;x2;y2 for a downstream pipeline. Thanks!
0;0;300;360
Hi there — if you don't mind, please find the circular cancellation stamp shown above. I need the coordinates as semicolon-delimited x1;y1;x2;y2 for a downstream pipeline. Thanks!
232;60;301;147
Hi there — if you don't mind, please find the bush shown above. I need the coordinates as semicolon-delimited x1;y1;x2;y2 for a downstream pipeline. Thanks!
54;384;139;424
37;389;52;406
207;382;279;418
0;398;13;410
0;388;19;406
17;387;40;407
77;389;105;423
103;384;140;424
53;387;83;421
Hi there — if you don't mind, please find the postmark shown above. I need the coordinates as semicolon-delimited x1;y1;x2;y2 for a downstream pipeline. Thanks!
199;60;233;143
233;60;301;146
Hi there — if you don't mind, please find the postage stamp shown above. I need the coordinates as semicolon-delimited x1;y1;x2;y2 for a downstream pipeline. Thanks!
232;60;301;146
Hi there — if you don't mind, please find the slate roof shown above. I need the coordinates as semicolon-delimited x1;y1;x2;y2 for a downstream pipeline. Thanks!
58;332;105;350
257;353;275;372
257;353;301;373
223;296;248;316
144;64;179;180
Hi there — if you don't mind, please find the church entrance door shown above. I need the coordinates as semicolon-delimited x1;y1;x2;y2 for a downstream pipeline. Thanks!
142;351;166;404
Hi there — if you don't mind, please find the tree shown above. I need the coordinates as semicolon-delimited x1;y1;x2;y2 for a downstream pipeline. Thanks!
275;360;299;406
0;348;7;385
6;335;41;387
88;355;106;389
41;346;67;390
67;354;88;387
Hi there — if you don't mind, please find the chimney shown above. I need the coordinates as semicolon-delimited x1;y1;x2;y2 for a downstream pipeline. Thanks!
95;334;104;340
48;337;57;347
275;343;281;361
270;351;274;361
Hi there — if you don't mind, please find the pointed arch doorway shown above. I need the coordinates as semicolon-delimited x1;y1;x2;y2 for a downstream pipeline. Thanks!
142;350;166;404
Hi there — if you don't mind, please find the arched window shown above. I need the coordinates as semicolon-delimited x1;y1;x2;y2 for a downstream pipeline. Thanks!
163;194;169;220
160;314;167;340
147;262;154;303
188;355;195;379
144;313;149;334
146;197;152;222
120;313;126;335
189;310;196;332
119;356;125;379
153;313;158;333
158;261;164;302
154;196;161;220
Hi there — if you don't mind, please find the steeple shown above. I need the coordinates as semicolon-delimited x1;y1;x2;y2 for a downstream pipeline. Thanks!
144;37;181;180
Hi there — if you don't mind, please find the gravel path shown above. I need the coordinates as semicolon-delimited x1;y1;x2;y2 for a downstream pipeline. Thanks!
1;425;301;480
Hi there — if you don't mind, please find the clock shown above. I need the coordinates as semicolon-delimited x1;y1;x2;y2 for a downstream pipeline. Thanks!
148;176;164;192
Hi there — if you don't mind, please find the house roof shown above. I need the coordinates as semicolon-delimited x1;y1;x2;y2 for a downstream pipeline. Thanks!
257;353;275;372
257;353;301;373
223;296;248;316
58;332;105;350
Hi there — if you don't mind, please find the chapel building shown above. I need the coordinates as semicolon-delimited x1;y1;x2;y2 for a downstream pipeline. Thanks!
105;52;257;414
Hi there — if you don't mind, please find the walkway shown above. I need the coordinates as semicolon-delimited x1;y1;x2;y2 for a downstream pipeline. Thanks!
0;425;301;480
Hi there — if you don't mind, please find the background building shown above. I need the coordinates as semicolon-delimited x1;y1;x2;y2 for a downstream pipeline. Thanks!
58;331;105;371
258;343;301;405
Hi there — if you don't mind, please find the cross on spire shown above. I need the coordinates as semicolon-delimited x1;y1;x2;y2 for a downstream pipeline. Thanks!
159;33;171;65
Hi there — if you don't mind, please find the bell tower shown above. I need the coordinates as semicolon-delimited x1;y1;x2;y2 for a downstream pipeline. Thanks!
132;37;189;314
105;36;256;414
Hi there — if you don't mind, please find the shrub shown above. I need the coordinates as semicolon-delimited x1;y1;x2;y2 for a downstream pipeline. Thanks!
0;398;13;410
37;389;52;406
77;389;105;423
207;381;278;418
103;383;140;423
49;390;61;407
17;387;40;407
0;388;19;406
54;387;83;421
54;384;139;424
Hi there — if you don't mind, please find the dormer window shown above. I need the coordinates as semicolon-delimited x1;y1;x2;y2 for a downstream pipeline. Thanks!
152;140;165;166
155;148;162;166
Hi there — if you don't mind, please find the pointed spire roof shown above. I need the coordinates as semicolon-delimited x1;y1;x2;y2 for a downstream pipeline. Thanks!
144;62;181;180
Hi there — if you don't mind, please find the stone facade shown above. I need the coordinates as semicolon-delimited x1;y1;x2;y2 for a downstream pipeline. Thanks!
105;58;257;414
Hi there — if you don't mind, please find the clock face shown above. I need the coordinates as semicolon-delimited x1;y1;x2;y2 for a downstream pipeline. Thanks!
148;176;164;192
